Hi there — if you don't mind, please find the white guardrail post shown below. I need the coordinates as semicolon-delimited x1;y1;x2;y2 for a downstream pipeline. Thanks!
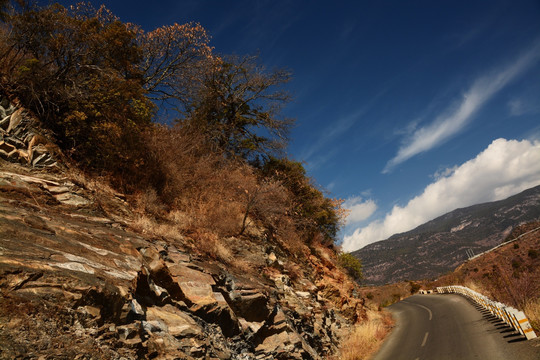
434;285;537;340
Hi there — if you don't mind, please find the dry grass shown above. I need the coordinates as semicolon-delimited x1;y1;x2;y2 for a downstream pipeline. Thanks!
523;298;540;333
462;280;489;296
131;213;257;273
131;215;185;242
336;309;394;360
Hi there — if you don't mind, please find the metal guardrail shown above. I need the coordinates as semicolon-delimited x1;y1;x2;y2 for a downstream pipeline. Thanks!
435;285;537;340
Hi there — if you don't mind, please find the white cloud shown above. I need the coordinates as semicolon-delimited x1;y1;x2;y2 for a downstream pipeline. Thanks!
383;40;540;173
344;138;540;251
343;196;377;225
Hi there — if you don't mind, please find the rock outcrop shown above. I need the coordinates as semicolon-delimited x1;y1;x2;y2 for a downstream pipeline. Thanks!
0;95;59;169
0;95;365;359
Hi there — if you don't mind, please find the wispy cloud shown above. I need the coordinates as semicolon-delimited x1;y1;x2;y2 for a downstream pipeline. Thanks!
383;40;540;173
508;97;540;117
301;86;392;168
300;107;366;167
344;138;540;251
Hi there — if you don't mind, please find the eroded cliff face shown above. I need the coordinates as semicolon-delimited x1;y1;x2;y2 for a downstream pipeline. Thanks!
0;98;365;359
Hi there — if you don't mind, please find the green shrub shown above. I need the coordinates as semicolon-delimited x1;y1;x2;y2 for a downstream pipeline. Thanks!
338;252;363;281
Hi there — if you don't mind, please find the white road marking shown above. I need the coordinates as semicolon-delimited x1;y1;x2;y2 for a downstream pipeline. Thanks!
421;332;429;347
416;303;433;321
402;300;433;320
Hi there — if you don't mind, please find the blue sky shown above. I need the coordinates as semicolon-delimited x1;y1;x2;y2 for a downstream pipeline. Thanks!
59;0;540;251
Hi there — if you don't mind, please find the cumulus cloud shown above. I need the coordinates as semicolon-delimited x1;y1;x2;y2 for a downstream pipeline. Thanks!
343;196;377;225
344;138;540;251
383;40;540;173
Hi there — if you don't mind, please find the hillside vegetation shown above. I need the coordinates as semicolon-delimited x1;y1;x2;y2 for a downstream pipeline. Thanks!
0;1;347;262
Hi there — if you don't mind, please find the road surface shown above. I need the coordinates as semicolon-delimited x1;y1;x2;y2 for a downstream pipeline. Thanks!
373;294;540;360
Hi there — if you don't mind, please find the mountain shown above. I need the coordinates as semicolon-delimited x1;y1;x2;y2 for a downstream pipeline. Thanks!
352;185;540;285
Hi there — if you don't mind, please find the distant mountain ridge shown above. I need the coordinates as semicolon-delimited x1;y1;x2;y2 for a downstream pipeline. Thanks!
352;185;540;285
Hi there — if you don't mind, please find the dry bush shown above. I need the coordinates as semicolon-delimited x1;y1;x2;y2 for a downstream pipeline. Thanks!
133;188;167;217
139;124;299;265
144;124;295;240
476;263;540;309
189;230;233;262
336;309;394;360
144;125;245;236
238;177;289;236
0;25;22;82
167;210;193;229
272;216;309;256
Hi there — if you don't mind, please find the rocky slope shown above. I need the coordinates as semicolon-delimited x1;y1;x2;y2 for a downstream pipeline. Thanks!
353;187;540;285
0;97;365;359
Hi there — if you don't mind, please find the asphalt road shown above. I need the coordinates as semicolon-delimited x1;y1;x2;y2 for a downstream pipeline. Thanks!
372;294;540;360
